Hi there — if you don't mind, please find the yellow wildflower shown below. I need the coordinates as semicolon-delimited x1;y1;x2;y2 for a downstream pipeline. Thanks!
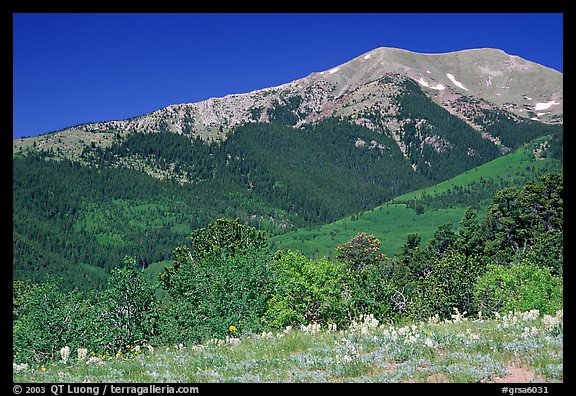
40;366;46;372
229;325;237;332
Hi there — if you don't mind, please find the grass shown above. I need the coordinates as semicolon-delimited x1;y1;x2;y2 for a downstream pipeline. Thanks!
269;138;562;258
13;309;563;383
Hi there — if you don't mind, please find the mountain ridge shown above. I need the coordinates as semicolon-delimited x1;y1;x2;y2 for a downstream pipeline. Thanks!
13;47;562;160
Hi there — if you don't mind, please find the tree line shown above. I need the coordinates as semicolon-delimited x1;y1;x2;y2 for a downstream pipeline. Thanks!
13;172;563;364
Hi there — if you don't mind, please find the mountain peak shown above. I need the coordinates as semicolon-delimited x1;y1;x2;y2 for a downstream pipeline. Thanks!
14;47;562;159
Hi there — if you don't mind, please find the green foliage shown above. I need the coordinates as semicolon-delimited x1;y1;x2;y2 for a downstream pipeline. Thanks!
188;217;267;259
158;247;270;344
12;279;37;322
336;233;395;322
13;257;158;364
336;232;386;271
271;140;562;260
158;220;271;344
410;252;485;320
99;256;158;352
482;172;563;265
264;250;349;329
474;261;563;315
523;230;563;276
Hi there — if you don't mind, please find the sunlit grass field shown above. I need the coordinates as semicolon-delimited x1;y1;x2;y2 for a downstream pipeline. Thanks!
14;309;563;383
269;140;561;259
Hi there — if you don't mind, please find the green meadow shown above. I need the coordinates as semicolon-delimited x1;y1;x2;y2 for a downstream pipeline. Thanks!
269;138;561;259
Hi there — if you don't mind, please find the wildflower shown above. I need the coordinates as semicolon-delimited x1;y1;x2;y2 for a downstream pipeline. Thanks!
126;344;131;350
450;307;468;323
542;314;561;330
40;366;46;372
116;350;123;357
86;357;104;365
226;336;241;346
77;348;88;362
427;314;440;325
13;363;28;372
521;326;539;338
60;346;71;364
424;337;436;348
340;355;353;363
555;309;563;321
229;325;237;333
521;310;540;321
174;343;185;351
145;345;154;354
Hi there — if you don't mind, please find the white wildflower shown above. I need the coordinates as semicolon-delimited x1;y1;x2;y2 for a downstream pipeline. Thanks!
174;343;185;351
77;348;88;362
340;355;353;363
427;314;440;325
555;309;563;321
521;309;540;321
283;325;293;334
398;326;410;336
450;308;468;323
465;328;480;341
86;356;104;365
328;323;337;332
60;346;71;364
424;337;436;348
542;314;561;330
300;322;321;333
521;326;539;338
226;336;241;346
13;363;29;372
145;345;154;354
365;314;379;329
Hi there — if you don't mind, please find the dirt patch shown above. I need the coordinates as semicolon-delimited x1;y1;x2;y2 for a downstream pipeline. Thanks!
489;365;534;383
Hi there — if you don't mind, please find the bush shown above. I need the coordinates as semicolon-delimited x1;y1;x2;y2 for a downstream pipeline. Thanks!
474;261;563;315
98;256;158;352
264;250;349;329
409;252;485;320
159;247;271;343
13;257;158;364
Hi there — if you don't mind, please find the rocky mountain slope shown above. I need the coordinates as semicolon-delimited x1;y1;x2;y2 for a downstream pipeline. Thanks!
13;47;563;160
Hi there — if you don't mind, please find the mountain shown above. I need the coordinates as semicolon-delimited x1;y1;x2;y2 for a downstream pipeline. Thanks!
269;136;562;259
12;47;563;290
14;47;562;159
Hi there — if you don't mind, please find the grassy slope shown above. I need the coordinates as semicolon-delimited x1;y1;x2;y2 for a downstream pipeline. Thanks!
13;309;563;383
269;138;562;259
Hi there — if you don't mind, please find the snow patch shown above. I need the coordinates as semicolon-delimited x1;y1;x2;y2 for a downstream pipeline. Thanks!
530;117;539;121
536;112;547;117
364;54;371;60
524;96;533;101
446;73;469;91
417;77;445;90
534;100;560;111
426;70;431;74
329;67;340;74
417;78;430;88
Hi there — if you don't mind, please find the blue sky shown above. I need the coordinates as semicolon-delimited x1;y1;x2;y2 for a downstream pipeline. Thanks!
13;13;563;138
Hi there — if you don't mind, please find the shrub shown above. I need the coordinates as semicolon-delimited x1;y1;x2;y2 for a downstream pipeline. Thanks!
97;256;158;352
410;252;485;320
474;261;563;315
13;257;158;364
264;250;349;329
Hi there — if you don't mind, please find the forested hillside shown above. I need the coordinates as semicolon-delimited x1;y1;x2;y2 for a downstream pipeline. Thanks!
13;172;563;370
